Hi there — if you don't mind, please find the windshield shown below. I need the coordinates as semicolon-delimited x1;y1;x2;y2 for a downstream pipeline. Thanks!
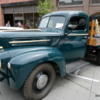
39;16;65;30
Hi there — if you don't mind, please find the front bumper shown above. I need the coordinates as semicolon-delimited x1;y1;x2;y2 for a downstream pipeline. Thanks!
0;68;9;82
0;49;10;82
0;65;17;90
0;50;16;89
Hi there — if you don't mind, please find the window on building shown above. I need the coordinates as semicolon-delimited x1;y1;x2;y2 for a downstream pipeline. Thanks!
34;13;39;28
24;13;34;29
13;13;39;29
3;4;40;28
91;0;100;4
14;13;24;27
59;0;83;6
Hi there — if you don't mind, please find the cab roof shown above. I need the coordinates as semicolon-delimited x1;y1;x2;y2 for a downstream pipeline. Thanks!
43;11;88;18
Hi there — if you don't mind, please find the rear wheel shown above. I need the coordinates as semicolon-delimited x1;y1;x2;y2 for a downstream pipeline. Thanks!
23;63;56;100
96;51;100;65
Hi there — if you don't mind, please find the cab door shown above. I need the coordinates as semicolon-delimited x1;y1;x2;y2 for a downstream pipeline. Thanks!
59;16;89;61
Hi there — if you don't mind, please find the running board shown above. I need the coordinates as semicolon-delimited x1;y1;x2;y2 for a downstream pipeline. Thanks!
66;60;90;74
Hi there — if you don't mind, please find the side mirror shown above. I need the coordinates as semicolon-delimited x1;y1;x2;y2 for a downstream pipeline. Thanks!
68;24;77;30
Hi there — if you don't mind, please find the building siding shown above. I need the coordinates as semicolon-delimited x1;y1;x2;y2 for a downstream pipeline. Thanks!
56;0;100;16
0;0;31;4
0;0;100;26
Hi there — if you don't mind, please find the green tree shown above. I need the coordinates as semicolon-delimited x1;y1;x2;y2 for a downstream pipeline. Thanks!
38;0;55;17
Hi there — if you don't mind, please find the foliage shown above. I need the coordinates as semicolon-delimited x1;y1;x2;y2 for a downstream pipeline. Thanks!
38;0;55;16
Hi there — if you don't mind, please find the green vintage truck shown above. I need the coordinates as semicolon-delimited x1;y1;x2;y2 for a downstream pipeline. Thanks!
0;11;100;100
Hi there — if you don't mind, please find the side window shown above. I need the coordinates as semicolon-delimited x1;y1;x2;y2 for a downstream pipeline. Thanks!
68;16;86;31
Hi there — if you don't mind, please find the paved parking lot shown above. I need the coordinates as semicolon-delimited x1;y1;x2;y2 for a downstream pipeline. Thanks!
0;63;100;100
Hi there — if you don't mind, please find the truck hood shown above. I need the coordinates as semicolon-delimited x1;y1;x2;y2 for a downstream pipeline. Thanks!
0;29;61;48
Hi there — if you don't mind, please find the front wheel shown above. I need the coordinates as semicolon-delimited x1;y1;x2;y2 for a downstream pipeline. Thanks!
23;63;56;100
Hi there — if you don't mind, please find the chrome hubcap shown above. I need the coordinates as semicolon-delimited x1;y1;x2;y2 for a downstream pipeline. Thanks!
36;74;48;89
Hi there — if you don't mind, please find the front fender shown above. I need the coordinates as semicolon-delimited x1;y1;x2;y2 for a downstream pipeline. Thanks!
9;47;66;90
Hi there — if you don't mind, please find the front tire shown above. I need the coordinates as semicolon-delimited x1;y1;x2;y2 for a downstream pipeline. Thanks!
23;63;56;100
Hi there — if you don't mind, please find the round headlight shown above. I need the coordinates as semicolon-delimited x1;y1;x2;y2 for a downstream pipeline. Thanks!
8;62;11;69
0;46;3;53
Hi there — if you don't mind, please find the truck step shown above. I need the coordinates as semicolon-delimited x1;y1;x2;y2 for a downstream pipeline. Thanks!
66;60;90;74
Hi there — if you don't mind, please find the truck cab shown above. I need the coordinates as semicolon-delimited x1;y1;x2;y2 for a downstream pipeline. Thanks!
39;11;89;61
0;11;100;100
